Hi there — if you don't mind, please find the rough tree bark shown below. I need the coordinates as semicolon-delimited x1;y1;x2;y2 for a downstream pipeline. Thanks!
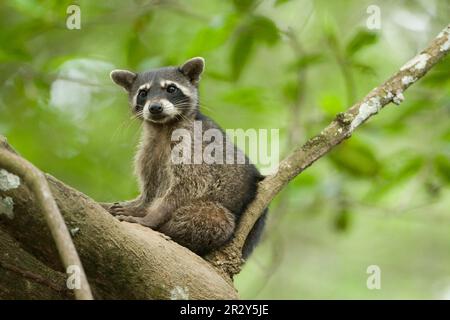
0;145;92;299
0;24;449;299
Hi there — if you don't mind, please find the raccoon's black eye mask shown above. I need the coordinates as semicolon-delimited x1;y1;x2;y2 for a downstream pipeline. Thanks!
136;89;147;110
138;90;147;99
166;84;178;94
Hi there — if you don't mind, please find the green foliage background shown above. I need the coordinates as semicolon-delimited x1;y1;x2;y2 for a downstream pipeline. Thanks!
0;0;449;299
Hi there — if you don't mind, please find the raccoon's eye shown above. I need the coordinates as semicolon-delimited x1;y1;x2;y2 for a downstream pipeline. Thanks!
138;90;147;99
166;84;178;94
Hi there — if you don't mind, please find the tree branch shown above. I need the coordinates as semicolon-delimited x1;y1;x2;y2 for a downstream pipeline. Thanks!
208;24;450;277
0;148;93;300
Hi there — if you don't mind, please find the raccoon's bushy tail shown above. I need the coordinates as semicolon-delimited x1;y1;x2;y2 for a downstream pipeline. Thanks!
242;208;268;260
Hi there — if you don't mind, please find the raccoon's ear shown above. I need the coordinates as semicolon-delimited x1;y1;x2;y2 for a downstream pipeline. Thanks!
179;57;205;84
110;69;137;91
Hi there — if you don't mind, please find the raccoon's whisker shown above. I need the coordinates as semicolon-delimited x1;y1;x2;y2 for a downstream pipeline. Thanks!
172;96;191;103
132;121;144;141
176;101;215;113
131;112;143;120
175;103;216;115
111;114;140;142
111;120;129;142
177;112;194;126
173;102;197;108
171;96;215;112
198;103;215;113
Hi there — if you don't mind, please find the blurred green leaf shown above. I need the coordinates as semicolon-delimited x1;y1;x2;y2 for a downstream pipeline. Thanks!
329;139;380;177
425;179;441;198
275;0;292;6
434;154;450;183
249;15;279;45
291;171;317;188
319;94;344;115
126;12;154;68
232;0;257;12
334;209;351;232
221;86;265;109
230;15;279;80
230;31;254;80
371;155;424;199
283;80;299;103
323;18;340;49
291;53;325;71
422;58;450;86
187;14;238;55
345;29;379;57
351;61;377;76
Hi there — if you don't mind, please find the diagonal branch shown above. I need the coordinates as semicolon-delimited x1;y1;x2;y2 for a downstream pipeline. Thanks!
0;148;93;300
208;24;450;277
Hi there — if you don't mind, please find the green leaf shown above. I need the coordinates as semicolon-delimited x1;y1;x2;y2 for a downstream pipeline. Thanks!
229;15;279;80
422;58;450;86
345;29;379;56
221;86;265;108
370;155;424;200
434;154;450;183
232;0;257;12
249;15;279;45
319;94;344;115
292;53;325;71
275;0;292;6
187;14;238;55
329;139;380;177
230;32;254;81
334;209;351;232
323;18;340;49
291;170;317;188
351;61;377;75
282;81;299;103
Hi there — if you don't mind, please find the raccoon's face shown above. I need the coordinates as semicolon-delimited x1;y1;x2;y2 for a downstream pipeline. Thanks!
110;57;204;124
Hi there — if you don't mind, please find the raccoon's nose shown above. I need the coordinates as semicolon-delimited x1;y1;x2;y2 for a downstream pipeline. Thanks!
149;103;163;114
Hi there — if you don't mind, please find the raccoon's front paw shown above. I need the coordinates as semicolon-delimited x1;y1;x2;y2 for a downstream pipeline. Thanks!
107;202;125;216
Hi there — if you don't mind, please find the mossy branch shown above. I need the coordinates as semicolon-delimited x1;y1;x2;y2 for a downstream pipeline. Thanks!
0;143;93;300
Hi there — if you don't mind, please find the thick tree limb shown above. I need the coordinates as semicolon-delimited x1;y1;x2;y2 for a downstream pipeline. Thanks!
207;24;450;276
0;146;93;300
0;25;448;299
0;156;238;299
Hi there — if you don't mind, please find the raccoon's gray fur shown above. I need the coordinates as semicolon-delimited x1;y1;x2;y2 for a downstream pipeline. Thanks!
106;57;267;258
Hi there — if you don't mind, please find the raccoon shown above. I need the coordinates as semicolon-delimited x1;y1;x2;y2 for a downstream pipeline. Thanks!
106;57;267;258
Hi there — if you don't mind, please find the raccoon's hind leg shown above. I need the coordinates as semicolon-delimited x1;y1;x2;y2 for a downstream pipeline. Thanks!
159;201;236;256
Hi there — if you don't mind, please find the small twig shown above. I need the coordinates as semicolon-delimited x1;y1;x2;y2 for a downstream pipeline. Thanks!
0;145;93;300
